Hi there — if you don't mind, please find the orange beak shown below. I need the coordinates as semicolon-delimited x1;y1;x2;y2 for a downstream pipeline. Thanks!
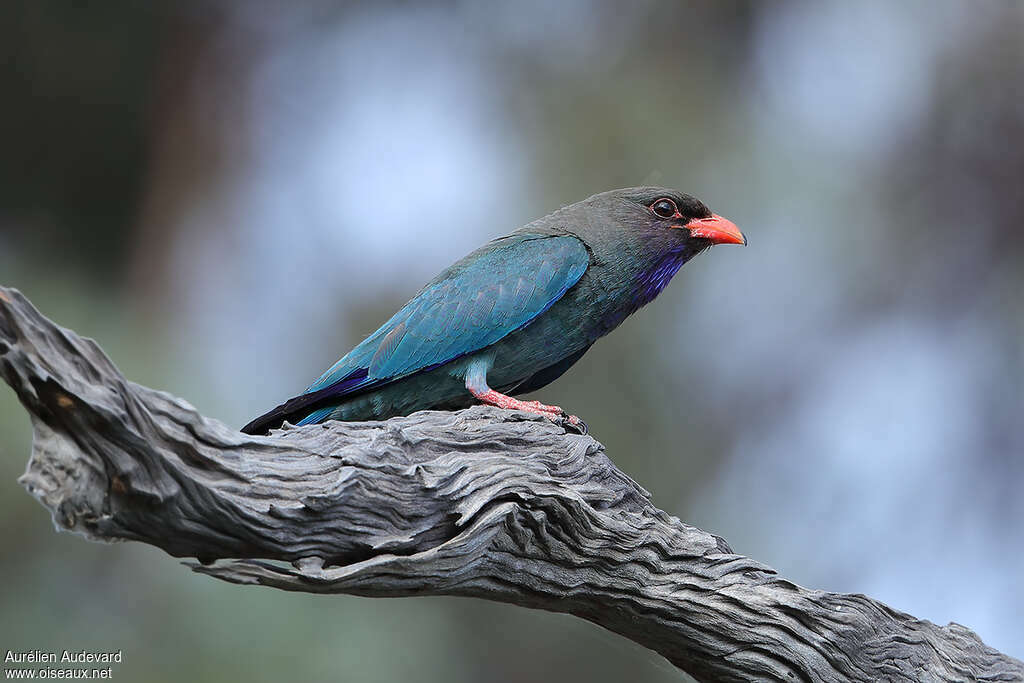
684;214;746;246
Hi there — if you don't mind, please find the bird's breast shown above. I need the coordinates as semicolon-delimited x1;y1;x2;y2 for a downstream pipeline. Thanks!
478;246;692;387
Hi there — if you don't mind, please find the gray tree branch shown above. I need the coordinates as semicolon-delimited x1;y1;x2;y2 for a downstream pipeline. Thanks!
0;285;1020;683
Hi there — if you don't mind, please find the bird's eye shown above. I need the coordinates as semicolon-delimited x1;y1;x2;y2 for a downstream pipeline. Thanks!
650;198;678;219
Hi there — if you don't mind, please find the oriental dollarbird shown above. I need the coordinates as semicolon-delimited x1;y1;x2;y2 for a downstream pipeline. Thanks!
242;187;745;435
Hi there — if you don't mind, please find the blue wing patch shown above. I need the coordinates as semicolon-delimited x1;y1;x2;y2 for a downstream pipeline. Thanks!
306;233;589;397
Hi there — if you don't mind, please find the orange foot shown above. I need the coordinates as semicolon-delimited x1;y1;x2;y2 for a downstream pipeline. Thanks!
470;388;587;434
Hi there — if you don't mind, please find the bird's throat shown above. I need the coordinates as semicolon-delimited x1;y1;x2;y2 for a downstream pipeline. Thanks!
634;250;690;308
596;250;692;335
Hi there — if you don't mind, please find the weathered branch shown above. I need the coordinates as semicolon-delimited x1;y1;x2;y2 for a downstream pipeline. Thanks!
0;285;1019;683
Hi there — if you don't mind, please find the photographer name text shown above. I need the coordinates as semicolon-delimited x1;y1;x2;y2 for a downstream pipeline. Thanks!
5;652;120;666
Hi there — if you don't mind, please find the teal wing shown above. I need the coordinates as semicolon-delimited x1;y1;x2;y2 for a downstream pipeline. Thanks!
241;233;589;433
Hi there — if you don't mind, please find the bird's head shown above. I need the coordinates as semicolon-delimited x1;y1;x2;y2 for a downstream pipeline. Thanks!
598;187;746;251
528;187;745;317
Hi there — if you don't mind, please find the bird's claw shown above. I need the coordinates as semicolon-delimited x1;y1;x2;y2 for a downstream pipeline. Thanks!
544;409;587;435
560;413;588;435
526;404;588;435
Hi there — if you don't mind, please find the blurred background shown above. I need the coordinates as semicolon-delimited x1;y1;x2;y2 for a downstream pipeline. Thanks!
2;1;1022;680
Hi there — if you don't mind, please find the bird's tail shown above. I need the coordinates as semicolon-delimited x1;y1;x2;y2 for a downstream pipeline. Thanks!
240;388;341;434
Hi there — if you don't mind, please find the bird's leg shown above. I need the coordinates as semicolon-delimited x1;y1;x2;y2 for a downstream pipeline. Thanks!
464;361;586;434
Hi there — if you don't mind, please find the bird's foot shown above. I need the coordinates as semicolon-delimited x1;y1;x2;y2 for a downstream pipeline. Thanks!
525;400;587;434
472;390;587;434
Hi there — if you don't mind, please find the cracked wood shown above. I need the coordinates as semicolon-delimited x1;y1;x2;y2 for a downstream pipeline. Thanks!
0;285;1020;683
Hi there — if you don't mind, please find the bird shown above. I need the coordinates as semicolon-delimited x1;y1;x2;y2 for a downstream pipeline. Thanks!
241;187;745;435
